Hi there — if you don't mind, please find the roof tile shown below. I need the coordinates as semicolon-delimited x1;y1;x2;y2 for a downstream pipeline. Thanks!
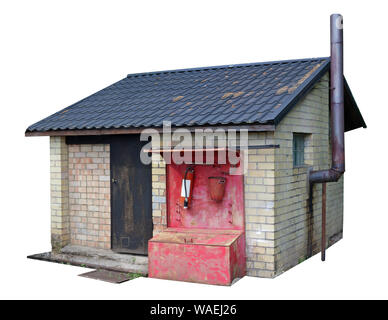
26;57;330;132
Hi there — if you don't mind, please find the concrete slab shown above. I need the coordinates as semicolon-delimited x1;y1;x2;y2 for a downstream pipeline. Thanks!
78;269;143;283
27;245;148;275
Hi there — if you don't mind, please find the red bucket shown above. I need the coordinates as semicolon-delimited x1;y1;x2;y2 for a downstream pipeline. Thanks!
208;177;226;202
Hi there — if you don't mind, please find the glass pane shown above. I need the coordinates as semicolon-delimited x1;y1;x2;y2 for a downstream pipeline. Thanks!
293;134;305;166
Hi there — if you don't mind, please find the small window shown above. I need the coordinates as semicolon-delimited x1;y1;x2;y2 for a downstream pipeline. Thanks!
293;133;305;167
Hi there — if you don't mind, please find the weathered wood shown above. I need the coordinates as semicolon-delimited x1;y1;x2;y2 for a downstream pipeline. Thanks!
110;135;153;255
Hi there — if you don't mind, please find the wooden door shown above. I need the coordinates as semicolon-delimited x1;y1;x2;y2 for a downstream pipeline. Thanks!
110;135;152;255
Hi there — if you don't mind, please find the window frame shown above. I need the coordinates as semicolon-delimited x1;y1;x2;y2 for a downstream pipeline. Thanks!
292;133;306;167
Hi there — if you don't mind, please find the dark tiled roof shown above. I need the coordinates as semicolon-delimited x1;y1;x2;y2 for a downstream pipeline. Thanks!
27;58;334;132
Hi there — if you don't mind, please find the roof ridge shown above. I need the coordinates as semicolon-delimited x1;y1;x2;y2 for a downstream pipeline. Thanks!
126;57;330;78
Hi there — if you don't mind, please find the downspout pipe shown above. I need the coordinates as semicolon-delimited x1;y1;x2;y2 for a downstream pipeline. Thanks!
309;14;345;184
308;14;344;260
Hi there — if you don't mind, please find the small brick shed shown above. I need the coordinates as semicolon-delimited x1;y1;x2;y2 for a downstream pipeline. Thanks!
26;56;366;282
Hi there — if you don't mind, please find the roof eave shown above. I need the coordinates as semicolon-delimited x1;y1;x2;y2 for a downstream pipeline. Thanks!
272;59;331;126
25;123;276;137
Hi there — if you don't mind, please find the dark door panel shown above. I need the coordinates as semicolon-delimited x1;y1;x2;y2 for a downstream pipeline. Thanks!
110;135;152;255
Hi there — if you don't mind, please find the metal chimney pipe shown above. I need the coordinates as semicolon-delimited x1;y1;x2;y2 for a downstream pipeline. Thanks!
309;14;345;184
330;14;345;173
308;14;345;261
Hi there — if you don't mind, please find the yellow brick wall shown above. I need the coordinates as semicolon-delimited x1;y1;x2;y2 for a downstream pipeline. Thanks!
244;131;276;278
68;144;111;249
273;72;343;276
151;153;167;236
50;136;70;251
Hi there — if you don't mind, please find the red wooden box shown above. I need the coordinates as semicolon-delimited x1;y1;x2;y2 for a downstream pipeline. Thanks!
148;228;246;285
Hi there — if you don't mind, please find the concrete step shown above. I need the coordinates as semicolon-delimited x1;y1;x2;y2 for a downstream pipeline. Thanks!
48;245;148;275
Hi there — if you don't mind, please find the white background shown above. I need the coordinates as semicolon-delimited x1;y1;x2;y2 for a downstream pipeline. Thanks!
0;0;387;300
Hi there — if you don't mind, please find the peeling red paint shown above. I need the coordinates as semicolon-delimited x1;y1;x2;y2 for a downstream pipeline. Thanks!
149;229;245;285
167;162;244;230
148;152;246;285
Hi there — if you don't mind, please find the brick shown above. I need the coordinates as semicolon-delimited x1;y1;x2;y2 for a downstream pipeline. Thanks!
152;168;166;175
86;152;99;158
92;145;104;152
153;196;166;203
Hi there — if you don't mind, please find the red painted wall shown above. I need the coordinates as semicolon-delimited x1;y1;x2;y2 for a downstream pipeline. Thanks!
148;151;246;285
167;158;244;230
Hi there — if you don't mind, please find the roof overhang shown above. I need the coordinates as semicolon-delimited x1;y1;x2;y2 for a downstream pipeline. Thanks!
343;77;367;131
25;124;276;137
